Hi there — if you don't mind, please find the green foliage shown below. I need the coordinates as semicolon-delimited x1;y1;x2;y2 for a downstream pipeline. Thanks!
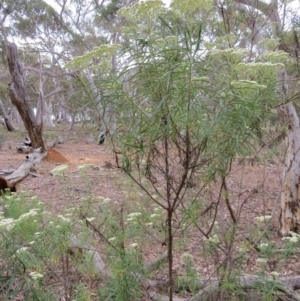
2;0;297;299
71;283;90;301
103;3;281;181
0;190;91;300
101;250;143;301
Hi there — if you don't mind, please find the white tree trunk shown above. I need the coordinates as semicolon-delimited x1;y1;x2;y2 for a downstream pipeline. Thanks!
278;103;300;235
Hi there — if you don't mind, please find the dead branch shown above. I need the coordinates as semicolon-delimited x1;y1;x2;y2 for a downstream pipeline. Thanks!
16;146;32;154
70;235;112;279
149;291;188;301
6;148;47;185
144;251;168;273
147;274;300;301
195;275;300;301
0;99;17;131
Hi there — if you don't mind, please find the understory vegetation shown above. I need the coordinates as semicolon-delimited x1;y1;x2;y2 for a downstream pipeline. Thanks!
0;138;299;301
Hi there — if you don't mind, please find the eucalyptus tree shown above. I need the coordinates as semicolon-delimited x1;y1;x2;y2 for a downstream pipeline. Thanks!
0;0;141;135
213;0;300;235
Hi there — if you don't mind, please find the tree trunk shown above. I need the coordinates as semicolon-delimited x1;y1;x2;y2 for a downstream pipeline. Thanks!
69;112;75;130
45;98;55;127
6;43;47;152
11;107;23;127
278;103;300;235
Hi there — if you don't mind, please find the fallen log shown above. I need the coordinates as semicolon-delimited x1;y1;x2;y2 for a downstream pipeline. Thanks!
6;148;47;185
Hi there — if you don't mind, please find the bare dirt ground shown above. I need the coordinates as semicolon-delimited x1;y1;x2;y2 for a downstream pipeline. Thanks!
0;127;125;214
1;126;296;298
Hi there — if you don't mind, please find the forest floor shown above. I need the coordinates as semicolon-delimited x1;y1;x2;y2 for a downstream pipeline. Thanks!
0;125;298;299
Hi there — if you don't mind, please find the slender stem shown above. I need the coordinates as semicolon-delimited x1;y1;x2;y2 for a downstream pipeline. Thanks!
167;208;173;301
222;177;237;224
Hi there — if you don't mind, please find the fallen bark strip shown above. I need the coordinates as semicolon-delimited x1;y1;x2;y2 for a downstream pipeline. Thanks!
152;274;300;292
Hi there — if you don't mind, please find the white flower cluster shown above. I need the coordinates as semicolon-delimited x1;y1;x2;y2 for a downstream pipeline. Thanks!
16;247;29;254
18;209;39;221
270;271;279;278
256;258;268;264
258;38;280;50
237;62;284;70
208;48;248;63
0;207;42;231
254;215;272;222
149;207;162;220
127;212;142;218
0;217;16;231
30;271;43;280
258;242;269;251
58;215;71;223
282;231;300;243
127;212;142;222
208;234;219;244
129;242;138;248
260;51;289;63
231;80;267;90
